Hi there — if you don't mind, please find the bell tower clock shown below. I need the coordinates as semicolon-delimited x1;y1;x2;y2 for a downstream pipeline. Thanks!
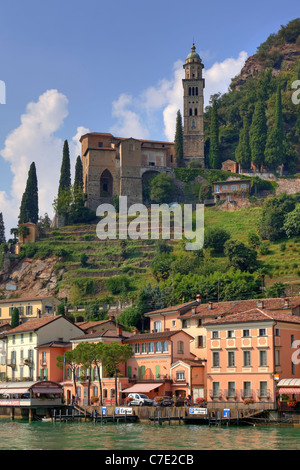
182;43;205;167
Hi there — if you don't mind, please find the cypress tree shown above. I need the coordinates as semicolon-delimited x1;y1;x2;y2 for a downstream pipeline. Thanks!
11;307;20;328
18;162;39;224
174;110;184;166
265;86;285;170
0;213;6;244
58;140;71;196
74;155;83;192
208;100;220;169
235;115;251;170
249;100;267;171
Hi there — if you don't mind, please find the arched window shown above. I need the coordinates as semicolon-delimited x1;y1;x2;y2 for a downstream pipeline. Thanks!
189;108;193;116
100;169;113;197
177;341;184;354
196;87;198;96
195;108;198;116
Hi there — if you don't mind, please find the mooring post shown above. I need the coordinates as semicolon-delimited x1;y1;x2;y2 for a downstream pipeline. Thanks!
168;410;171;425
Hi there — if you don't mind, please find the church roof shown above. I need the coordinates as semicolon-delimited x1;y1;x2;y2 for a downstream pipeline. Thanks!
187;43;200;60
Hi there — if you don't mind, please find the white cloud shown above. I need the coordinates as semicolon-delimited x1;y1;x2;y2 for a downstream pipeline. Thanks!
0;90;89;237
110;94;150;139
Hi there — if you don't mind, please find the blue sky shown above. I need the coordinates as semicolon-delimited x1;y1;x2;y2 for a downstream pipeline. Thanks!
0;0;298;233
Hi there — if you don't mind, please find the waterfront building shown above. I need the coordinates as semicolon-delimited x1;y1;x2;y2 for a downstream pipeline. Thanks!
145;296;300;360
3;316;85;382
204;308;300;411
0;295;61;325
61;325;133;406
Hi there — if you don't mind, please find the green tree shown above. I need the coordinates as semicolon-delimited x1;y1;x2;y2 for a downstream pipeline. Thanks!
249;100;267;170
102;342;132;406
18;162;39;224
57;349;79;399
0;213;6;244
73;342;95;406
11;307;20;328
204;227;231;253
265;86;285;169
174;110;184;166
149;173;175;204
235;115;251;169
74;155;83;192
58;140;71;196
283;205;300;238
208;100;220;169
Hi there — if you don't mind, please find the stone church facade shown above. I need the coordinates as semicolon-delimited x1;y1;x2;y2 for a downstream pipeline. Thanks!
81;44;205;210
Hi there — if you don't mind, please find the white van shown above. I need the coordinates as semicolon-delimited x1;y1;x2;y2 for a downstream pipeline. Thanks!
128;393;153;406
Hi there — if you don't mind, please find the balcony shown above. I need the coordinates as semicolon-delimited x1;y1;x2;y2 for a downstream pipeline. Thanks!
129;373;171;383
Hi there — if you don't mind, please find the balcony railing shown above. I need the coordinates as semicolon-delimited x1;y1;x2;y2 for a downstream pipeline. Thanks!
129;373;171;382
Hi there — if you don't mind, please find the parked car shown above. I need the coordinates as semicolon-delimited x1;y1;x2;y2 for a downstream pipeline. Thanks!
153;396;174;407
127;393;153;406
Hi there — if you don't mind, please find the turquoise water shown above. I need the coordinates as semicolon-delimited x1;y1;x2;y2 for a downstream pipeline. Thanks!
0;421;300;450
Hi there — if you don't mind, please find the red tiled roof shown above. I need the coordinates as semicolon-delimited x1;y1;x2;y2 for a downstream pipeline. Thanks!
145;300;199;316
173;297;300;320
204;308;300;326
124;330;193;342
6;316;64;334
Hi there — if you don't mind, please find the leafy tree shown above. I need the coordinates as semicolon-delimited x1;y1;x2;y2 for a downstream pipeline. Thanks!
73;342;95;405
247;231;261;249
249;100;267;170
258;194;296;241
11;307;20;328
283;205;300;238
224;239;258;272
102;342;132;406
57;303;65;315
149;173;175;204
235;115;251;169
208;100;220;169
57;349;79;400
151;252;175;281
0;213;5;244
265;282;286;298
105;275;132;296
174;110;184;166
18;162;39;224
118;305;141;329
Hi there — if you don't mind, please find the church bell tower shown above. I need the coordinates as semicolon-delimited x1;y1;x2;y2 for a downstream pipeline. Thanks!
182;43;205;166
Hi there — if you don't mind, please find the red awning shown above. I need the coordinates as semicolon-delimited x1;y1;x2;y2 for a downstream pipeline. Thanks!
122;383;163;393
278;388;300;394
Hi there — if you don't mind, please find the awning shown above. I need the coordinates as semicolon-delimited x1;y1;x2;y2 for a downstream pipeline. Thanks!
278;388;300;394
122;383;163;393
32;387;63;394
0;388;29;394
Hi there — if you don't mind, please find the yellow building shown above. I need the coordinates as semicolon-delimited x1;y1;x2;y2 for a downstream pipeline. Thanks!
3;316;85;382
15;222;40;255
0;296;60;325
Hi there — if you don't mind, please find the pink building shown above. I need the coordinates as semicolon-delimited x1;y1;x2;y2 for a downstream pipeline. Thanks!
123;330;205;400
204;308;300;411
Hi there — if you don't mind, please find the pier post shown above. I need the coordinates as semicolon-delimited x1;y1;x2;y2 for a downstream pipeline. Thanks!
168;410;171;425
10;407;14;421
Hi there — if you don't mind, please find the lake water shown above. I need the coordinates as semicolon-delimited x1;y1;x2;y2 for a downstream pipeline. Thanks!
0;420;300;450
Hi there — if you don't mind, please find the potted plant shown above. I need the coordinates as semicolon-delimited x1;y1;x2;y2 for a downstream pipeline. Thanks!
243;398;255;405
154;396;164;405
195;397;206;406
287;399;296;407
91;396;99;404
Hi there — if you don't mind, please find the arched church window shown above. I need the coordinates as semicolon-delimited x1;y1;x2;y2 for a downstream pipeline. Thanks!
189;108;193;116
195;108;198;116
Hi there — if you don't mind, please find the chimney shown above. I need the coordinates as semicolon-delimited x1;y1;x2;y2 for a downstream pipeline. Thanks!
192;308;196;315
257;300;264;309
109;314;115;322
196;294;202;304
283;298;290;308
133;328;139;335
117;325;123;336
208;302;213;310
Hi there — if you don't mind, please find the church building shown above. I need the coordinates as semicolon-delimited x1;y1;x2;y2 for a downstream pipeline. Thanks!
81;44;205;210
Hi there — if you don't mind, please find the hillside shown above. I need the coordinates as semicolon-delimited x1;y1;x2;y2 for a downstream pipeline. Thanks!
1;201;300;317
204;18;300;172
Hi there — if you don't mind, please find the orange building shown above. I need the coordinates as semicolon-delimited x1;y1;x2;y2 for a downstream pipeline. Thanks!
122;330;204;400
204;308;300;411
